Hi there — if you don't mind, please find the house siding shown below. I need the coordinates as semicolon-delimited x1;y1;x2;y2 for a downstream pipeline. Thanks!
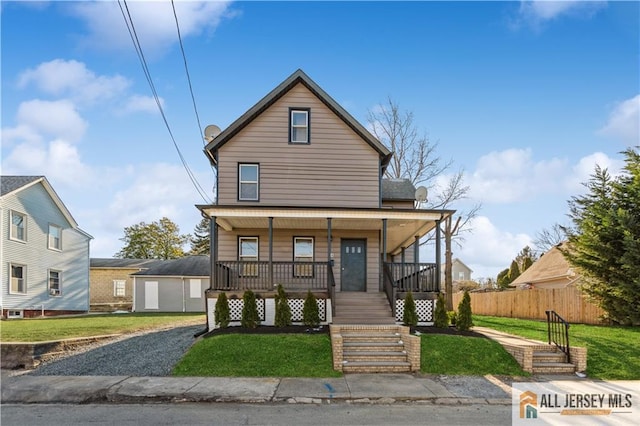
133;277;209;312
0;183;90;313
216;83;381;208
218;229;380;292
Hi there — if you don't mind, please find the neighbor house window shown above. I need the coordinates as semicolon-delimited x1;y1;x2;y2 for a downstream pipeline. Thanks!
49;270;61;296
10;264;26;294
290;108;310;143
294;237;314;277
114;280;126;297
48;224;62;250
239;236;259;277
458;271;465;281
10;211;26;242
238;163;259;201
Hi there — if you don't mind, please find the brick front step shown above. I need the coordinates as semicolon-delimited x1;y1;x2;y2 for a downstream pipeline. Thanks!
342;361;411;373
533;362;576;374
533;351;567;363
343;351;408;362
341;333;401;342
343;342;405;352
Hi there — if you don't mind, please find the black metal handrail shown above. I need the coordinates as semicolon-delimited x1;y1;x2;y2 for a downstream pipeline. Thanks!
328;262;336;316
385;262;439;293
382;262;396;318
546;310;571;363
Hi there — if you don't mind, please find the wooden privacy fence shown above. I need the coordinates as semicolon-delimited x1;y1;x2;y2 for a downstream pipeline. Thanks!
452;286;606;325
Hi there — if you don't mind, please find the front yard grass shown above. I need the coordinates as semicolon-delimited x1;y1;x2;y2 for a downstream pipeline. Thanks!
0;312;205;342
173;333;342;377
474;315;640;380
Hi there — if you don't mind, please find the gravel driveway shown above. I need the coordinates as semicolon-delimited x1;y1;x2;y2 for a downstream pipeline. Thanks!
29;324;204;377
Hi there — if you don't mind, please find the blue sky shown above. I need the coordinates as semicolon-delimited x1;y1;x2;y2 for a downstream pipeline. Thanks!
2;1;638;278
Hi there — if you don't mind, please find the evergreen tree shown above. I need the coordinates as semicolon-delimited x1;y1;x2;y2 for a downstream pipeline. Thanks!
563;149;640;325
456;290;473;331
190;217;210;255
302;291;320;327
433;293;448;328
521;256;534;273
515;246;537;271
508;260;520;283
241;290;260;328
402;291;418;327
274;284;292;327
496;268;510;289
214;292;230;328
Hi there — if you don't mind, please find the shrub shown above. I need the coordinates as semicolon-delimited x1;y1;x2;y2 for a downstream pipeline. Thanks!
274;284;292;327
447;310;457;326
456;290;474;331
241;290;260;328
214;292;230;328
402;291;418;327
433;293;448;328
302;291;320;327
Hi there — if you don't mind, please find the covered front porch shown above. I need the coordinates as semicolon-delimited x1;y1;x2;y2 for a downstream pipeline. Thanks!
198;205;453;323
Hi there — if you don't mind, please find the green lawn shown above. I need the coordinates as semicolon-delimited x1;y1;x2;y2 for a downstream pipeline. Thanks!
173;333;342;377
173;331;529;378
421;334;528;376
0;313;205;342
474;315;640;380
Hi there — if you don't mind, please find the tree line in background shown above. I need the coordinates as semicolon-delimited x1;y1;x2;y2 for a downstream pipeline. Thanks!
115;217;210;260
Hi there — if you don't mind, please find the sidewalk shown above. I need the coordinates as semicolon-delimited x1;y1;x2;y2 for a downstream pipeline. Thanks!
0;373;513;405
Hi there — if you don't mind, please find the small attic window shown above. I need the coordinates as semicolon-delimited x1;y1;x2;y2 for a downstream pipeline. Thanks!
289;108;310;144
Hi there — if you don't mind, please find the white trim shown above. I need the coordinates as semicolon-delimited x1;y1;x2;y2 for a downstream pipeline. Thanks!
204;207;448;221
9;263;27;295
238;163;259;201
290;109;309;143
48;223;63;251
9;210;27;242
113;279;126;297
48;269;62;297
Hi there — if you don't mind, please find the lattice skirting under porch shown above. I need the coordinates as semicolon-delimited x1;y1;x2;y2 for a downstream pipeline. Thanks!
395;299;435;324
208;297;329;329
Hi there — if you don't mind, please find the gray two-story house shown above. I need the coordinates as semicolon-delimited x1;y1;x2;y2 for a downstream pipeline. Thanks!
1;176;92;318
197;70;454;333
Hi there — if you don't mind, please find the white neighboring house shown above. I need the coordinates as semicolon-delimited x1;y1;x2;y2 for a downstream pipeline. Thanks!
1;176;93;318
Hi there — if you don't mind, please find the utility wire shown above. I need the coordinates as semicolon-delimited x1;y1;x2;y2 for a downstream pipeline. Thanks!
118;0;212;204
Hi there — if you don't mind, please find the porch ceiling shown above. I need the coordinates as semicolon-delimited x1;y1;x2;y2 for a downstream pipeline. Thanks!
198;205;454;255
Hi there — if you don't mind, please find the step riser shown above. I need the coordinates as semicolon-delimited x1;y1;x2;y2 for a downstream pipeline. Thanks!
343;366;411;373
344;346;404;352
534;355;567;363
533;367;576;374
343;337;401;343
344;355;407;362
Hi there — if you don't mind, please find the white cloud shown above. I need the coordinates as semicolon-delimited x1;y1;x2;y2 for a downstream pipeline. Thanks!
122;94;163;114
566;151;624;192
599;94;640;146
16;99;88;143
69;1;235;55
18;59;130;104
468;148;566;203
513;0;607;29
456;216;532;279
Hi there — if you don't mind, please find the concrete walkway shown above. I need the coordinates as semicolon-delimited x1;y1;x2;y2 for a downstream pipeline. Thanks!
473;326;548;347
1;373;513;405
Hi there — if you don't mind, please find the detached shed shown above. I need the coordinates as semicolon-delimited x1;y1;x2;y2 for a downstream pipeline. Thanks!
132;256;209;312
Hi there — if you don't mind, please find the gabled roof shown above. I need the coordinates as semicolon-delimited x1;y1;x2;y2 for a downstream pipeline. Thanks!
452;258;473;273
91;258;164;269
1;176;89;236
132;255;210;277
511;243;575;286
204;69;392;167
382;179;416;201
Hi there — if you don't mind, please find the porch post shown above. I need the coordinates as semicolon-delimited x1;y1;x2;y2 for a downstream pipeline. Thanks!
209;216;218;290
382;219;387;292
414;235;420;292
435;219;442;292
268;217;273;288
327;218;332;264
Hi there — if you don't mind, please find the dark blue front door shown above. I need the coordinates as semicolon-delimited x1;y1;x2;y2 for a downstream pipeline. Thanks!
341;239;366;291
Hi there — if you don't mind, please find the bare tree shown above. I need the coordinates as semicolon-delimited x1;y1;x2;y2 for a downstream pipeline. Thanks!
368;98;481;310
533;223;567;254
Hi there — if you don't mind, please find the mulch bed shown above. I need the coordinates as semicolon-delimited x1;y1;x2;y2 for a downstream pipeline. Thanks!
203;325;486;338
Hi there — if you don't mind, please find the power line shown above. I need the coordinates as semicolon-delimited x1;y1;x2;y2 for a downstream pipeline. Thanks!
118;0;212;204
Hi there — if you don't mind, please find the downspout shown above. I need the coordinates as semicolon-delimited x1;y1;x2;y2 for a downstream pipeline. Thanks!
435;216;442;293
132;276;136;312
182;277;186;313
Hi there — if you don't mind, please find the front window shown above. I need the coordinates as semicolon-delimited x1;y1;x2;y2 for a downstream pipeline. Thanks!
48;224;62;250
114;280;126;297
239;164;259;201
294;237;314;277
290;109;310;143
239;236;259;277
10;211;26;242
49;270;61;296
10;264;26;294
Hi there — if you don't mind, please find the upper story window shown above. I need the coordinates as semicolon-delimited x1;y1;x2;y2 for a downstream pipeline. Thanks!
290;108;310;144
10;264;26;294
49;270;62;296
48;224;62;250
10;210;26;242
239;163;259;201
